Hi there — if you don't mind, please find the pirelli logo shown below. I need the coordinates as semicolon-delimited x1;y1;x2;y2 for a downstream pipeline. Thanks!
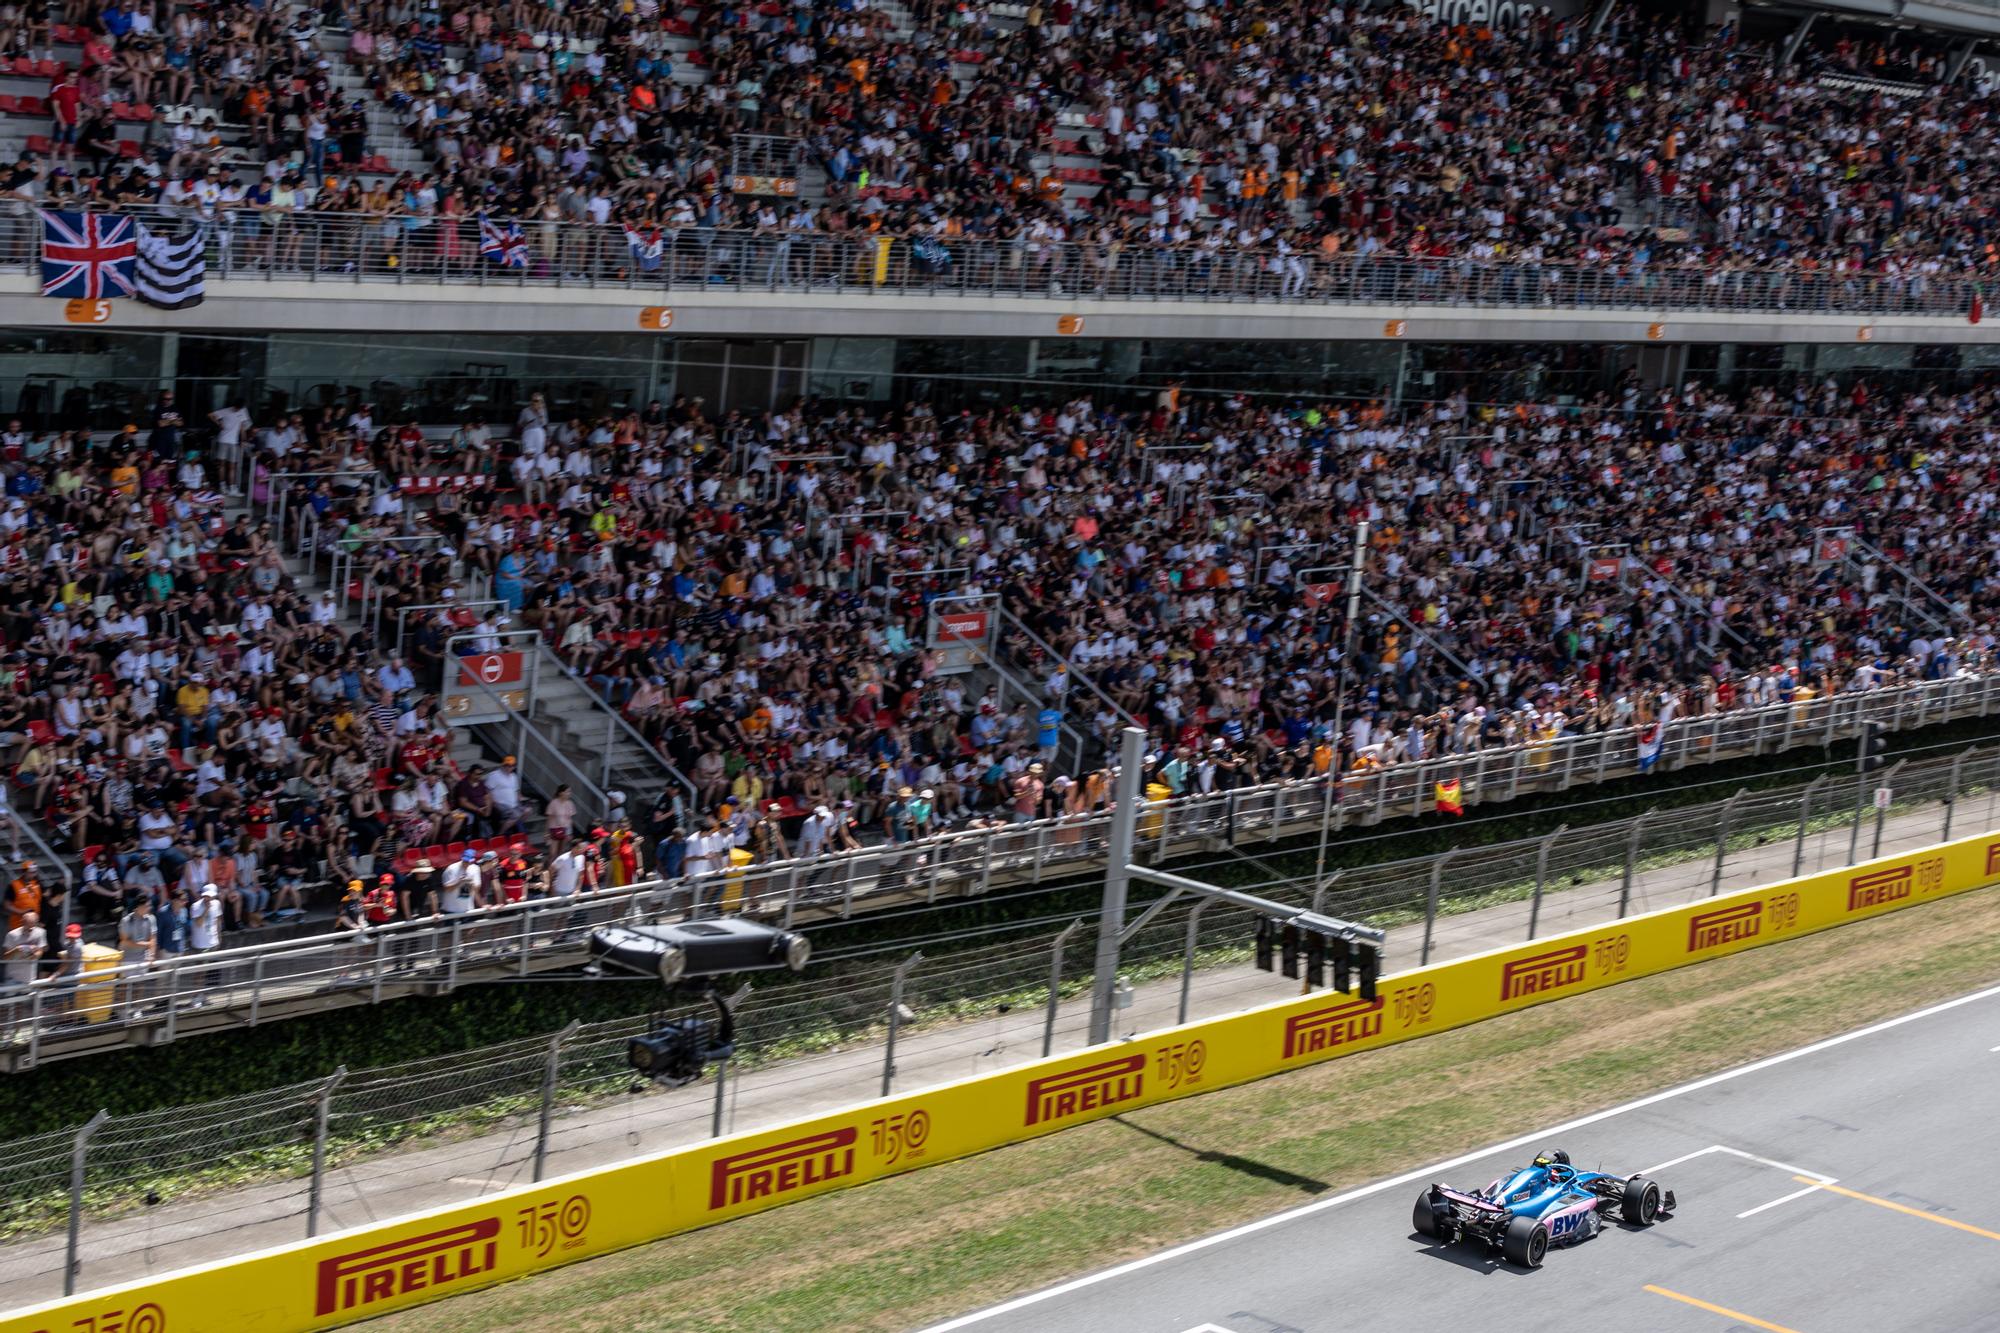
1686;902;1763;953
1283;997;1385;1060
1848;866;1912;913
1985;842;2000;876
709;1128;857;1211
1499;945;1588;1002
1024;1053;1145;1126
315;1218;501;1316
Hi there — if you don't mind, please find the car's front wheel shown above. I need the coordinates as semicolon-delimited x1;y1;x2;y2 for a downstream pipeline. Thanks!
1501;1215;1548;1269
1621;1176;1663;1226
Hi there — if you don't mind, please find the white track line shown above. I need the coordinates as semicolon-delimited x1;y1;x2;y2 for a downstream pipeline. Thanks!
915;979;2000;1333
1737;1184;1829;1219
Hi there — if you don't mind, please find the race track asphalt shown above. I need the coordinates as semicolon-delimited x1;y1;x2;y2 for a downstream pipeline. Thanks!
919;982;2000;1333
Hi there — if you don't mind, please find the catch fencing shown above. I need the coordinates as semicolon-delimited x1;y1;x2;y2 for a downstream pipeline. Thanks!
0;738;1994;1305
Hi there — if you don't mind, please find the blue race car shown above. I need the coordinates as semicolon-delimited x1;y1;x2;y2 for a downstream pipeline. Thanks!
1412;1150;1675;1268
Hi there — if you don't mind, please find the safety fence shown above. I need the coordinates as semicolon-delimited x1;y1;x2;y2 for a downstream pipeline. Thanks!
0;208;1987;317
0;738;1993;1307
7;671;2000;1067
4;789;1995;1331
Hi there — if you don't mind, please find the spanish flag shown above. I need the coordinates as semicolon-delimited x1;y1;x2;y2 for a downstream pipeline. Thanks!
1434;778;1464;817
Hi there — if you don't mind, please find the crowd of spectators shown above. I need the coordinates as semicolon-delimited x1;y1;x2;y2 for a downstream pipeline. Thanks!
7;0;2000;301
3;361;1998;1002
272;371;2000;873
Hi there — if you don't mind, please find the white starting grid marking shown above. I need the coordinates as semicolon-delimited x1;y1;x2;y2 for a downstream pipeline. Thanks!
1633;1144;1837;1220
1179;1326;1241;1333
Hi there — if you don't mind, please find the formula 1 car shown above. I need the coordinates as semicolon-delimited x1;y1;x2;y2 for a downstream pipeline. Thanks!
1412;1150;1675;1268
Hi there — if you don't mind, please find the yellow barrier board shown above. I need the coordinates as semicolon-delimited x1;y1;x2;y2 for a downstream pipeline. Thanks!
8;830;1997;1332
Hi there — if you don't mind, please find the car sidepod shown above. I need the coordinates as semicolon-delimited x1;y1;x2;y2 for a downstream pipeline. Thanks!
1538;1194;1602;1247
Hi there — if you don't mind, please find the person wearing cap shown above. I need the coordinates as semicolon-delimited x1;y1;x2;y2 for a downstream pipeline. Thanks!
438;848;482;916
1011;762;1047;824
49;922;85;1019
364;872;401;928
188;883;223;997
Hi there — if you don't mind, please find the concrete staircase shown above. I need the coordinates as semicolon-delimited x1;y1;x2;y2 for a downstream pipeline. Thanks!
514;645;690;825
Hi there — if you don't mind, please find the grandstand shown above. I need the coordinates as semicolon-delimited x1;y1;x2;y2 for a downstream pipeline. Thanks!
2;0;2000;1077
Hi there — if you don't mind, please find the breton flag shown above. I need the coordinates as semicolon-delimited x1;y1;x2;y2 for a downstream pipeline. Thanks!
624;223;664;272
39;210;136;299
479;215;527;268
134;220;207;310
1636;723;1664;771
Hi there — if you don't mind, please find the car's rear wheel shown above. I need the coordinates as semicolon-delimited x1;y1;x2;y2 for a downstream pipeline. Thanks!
1501;1215;1548;1269
1412;1193;1439;1238
1621;1176;1662;1226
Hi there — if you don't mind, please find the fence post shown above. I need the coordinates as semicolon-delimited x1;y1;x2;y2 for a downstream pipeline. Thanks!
1710;789;1746;896
1944;746;1973;843
711;1057;729;1138
1618;812;1650;918
1419;849;1458;966
881;951;923;1098
1529;824;1566;941
532;1019;583;1183
1177;899;1213;1027
1793;774;1826;877
1043;921;1080;1058
63;1110;109;1297
1872;759;1904;859
305;1066;349;1238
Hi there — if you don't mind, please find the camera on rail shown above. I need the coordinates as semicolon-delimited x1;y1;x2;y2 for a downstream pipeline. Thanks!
588;918;811;1085
588;917;812;984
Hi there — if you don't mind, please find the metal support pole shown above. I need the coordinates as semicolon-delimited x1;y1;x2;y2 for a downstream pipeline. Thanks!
881;951;922;1097
1177;898;1213;1027
1872;760;1904;859
1710;790;1746;896
1793;774;1825;877
1043;920;1080;1057
1944;747;1973;843
1618;813;1649;918
532;1020;582;1182
1320;520;1370;874
1088;727;1147;1045
1529;824;1566;941
1848;770;1866;864
711;1057;729;1138
63;1110;108;1297
306;1066;348;1238
1419;850;1458;966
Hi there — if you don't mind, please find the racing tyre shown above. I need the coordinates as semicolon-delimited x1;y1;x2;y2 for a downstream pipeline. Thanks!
1621;1176;1662;1226
1413;1192;1452;1241
1501;1215;1549;1269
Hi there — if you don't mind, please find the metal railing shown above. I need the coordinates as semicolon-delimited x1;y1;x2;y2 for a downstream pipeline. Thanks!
6;730;1999;1304
6;206;1990;317
6;669;2000;1065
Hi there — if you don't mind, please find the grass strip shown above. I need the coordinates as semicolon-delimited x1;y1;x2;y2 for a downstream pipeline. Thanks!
365;882;2000;1333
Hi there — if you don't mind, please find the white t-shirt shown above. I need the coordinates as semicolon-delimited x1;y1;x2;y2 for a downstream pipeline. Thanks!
211;406;251;448
550;850;587;897
439;862;479;914
189;897;222;951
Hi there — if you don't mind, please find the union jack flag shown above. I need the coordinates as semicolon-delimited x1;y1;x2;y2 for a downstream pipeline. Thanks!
478;215;527;269
39;210;137;299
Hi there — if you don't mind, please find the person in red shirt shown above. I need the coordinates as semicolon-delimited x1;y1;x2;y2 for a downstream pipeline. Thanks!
49;71;82;163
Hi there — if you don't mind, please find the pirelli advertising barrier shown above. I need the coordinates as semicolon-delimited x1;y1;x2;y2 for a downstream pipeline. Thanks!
8;831;2000;1332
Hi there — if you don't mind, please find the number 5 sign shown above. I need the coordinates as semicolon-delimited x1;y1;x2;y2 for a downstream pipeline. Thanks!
64;298;112;324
